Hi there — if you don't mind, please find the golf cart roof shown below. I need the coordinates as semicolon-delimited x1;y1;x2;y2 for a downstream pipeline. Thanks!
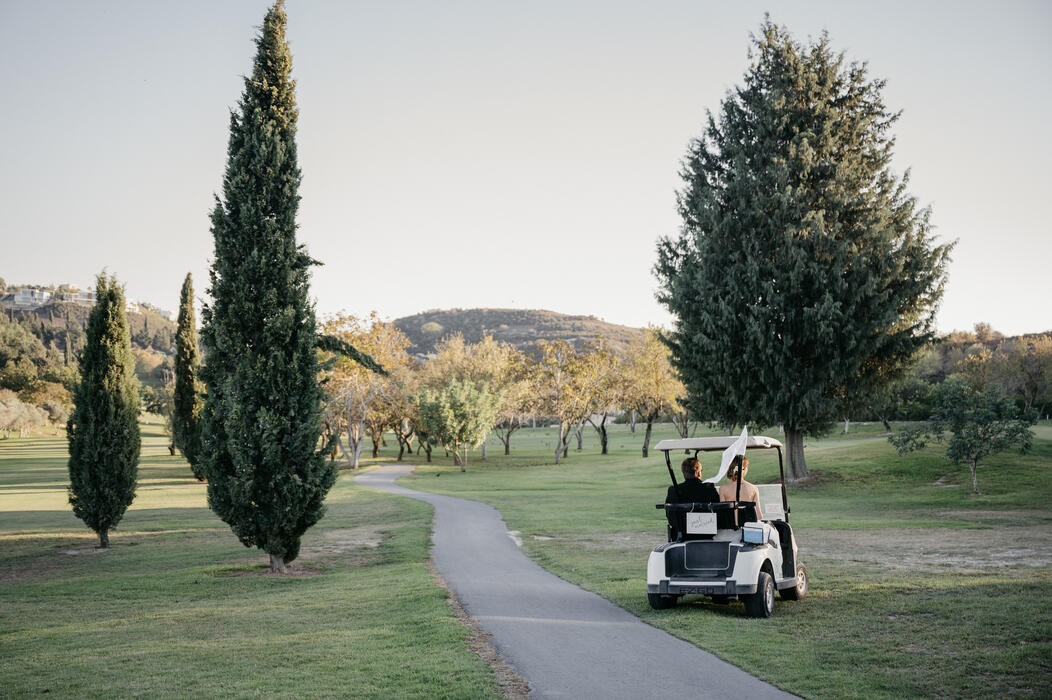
653;436;783;452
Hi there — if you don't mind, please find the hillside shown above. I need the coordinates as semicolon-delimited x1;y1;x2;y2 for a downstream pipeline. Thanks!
393;308;645;355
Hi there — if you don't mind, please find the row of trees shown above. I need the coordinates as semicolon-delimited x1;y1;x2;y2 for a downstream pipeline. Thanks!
321;316;686;470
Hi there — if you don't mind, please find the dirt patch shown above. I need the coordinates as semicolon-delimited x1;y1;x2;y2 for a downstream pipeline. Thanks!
803;524;1052;573
211;563;323;578
427;560;531;699
59;545;112;555
297;526;387;562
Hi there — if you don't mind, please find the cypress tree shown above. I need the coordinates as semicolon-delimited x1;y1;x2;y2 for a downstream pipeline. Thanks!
655;20;952;480
67;273;140;548
200;1;335;573
172;273;204;480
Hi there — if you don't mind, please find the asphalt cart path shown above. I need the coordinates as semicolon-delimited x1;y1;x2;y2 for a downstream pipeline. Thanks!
353;465;796;700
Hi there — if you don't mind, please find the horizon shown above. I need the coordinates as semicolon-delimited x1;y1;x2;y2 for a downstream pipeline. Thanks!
3;1;1050;336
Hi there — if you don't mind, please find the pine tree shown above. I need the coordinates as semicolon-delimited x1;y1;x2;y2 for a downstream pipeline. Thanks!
200;1;335;573
172;273;204;480
655;20;952;479
67;273;140;548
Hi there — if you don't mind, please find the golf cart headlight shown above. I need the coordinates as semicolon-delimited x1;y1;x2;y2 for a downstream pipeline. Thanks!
743;522;771;545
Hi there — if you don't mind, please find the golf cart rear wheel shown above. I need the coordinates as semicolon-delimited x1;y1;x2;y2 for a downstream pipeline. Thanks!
780;563;808;601
744;572;775;618
648;593;678;610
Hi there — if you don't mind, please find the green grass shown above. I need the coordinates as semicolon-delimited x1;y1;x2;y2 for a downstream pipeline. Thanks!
398;420;1052;699
0;424;503;698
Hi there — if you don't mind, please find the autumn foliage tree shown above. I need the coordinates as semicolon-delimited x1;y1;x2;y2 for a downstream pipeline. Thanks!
621;329;684;458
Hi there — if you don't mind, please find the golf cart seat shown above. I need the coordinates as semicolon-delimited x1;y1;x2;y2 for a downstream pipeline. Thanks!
662;501;760;542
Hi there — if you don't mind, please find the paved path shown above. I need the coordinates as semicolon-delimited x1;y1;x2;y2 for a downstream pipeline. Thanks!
353;465;796;700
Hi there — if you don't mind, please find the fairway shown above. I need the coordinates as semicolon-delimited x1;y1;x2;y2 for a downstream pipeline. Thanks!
399;421;1052;699
2;420;1050;698
0;423;504;698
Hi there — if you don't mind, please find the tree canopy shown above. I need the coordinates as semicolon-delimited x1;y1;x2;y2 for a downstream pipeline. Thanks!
655;19;952;479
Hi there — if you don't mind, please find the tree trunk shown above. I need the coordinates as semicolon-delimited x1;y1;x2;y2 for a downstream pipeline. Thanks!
843;418;850;434
881;416;891;433
599;419;608;455
970;459;979;494
504;437;511;455
371;438;380;458
424;443;432;463
168;443;176;456
452;449;463;470
629;410;637;433
554;423;566;464
98;528;109;549
642;419;653;458
784;427;809;481
481;441;487;460
269;554;286;574
459;448;467;473
575;425;583;451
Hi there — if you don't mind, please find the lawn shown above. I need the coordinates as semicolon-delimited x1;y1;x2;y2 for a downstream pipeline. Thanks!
0;422;504;699
397;420;1052;699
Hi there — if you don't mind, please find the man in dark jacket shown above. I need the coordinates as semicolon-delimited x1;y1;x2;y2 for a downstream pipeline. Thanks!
665;456;720;535
666;456;720;504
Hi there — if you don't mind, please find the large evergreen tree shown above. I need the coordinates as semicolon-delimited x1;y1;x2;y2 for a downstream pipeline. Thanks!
172;272;204;479
200;1;335;573
67;273;140;548
655;20;952;479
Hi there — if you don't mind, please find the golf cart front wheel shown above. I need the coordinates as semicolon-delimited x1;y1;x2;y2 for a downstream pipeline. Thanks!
648;593;678;610
744;572;775;618
780;563;809;601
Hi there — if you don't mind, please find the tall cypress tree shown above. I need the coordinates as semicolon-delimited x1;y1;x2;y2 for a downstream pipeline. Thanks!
200;1;335;573
173;272;204;480
655;20;952;480
67;273;140;548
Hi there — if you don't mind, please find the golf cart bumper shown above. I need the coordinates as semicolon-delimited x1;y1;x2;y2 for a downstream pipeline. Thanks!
647;580;757;596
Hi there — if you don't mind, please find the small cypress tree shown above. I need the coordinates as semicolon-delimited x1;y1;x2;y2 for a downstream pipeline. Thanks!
200;1;335;573
172;273;204;479
67;273;140;548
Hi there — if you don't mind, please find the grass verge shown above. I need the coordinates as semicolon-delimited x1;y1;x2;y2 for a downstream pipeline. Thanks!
398;421;1052;699
0;424;504;699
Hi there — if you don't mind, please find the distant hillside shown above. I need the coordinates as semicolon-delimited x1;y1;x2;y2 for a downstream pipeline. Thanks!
393;308;645;355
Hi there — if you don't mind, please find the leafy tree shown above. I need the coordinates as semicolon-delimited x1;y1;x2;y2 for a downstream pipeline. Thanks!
889;377;1036;494
530;340;594;464
413;380;501;471
621;329;684;458
172;273;204;479
422;333;524;458
992;335;1052;415
200;2;336;573
321;313;409;468
656;20;952;479
67;273;140;548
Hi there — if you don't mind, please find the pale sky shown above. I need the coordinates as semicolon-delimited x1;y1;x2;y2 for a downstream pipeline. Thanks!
2;1;1050;335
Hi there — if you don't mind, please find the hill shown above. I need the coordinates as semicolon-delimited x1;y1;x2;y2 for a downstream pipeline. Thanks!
393;308;645;355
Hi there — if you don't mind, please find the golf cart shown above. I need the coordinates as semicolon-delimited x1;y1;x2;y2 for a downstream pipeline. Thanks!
646;434;808;617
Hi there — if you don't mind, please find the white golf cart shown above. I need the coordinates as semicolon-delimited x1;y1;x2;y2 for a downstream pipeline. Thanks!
646;435;808;617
